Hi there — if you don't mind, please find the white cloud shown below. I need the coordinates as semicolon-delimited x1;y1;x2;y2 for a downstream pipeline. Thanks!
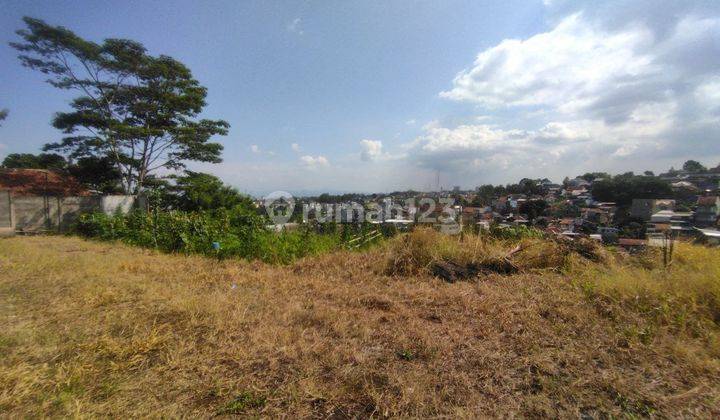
291;143;301;152
404;98;679;182
441;14;656;115
360;139;383;161
300;155;329;167
250;144;260;153
418;8;720;184
210;2;720;192
287;17;304;35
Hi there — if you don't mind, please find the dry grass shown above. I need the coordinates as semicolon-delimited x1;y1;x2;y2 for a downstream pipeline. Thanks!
384;227;607;277
1;234;719;417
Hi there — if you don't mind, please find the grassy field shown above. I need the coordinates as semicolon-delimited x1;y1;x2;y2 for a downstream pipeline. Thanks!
1;233;719;417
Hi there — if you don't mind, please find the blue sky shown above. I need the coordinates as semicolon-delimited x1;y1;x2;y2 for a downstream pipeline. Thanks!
1;0;719;195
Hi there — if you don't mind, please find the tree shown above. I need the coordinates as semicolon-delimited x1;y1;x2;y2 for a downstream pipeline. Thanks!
1;152;66;169
682;160;707;173
550;202;581;218
591;174;672;206
580;172;610;182
506;178;542;195
519;199;547;222
67;156;123;194
472;184;497;206
170;171;253;212
11;17;229;194
0;109;7;126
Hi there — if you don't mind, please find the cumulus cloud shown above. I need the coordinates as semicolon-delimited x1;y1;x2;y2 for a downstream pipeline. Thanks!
360;139;383;161
300;155;329;168
440;14;658;116
291;143;301;152
405;98;681;182
417;5;720;183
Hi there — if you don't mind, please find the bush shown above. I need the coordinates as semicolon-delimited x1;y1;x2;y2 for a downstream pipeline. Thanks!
385;227;609;278
74;207;342;264
487;224;544;240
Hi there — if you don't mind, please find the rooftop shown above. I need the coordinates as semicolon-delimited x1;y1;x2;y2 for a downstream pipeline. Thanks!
0;169;89;197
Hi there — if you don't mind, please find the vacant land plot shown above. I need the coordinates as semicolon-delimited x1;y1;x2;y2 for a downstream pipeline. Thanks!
1;235;719;417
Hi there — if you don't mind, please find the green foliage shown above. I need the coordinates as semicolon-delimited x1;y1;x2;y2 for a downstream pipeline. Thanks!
0;108;7;126
579;172;611;182
11;17;229;193
550;202;581;218
682;159;707;173
67;156;123;194
591;174;672;206
518;199;547;221
169;171;253;212
74;207;342;264
1;153;66;169
506;178;543;195
216;392;266;415
472;184;505;206
487;224;544;240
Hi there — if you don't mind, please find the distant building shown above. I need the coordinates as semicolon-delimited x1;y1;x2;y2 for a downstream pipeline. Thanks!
618;238;647;251
629;199;675;221
694;227;720;246
646;210;695;236
671;181;698;192
566;177;591;188
695;196;720;227
581;207;611;225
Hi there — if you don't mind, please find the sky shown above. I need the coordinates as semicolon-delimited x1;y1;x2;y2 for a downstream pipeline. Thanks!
1;0;719;196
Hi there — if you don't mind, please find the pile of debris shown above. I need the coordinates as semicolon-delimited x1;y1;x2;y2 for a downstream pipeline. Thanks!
385;228;610;283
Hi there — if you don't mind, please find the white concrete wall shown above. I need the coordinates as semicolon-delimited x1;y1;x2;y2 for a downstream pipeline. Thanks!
0;194;137;233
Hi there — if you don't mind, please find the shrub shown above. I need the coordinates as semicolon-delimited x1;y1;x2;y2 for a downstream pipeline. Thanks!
74;207;342;264
385;227;607;278
487;224;544;240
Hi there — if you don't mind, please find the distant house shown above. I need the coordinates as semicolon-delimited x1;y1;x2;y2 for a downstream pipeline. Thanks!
694;227;720;246
493;196;509;213
566;177;591;188
671;181;699;192
695;196;720;227
581;207;611;225
461;206;483;225
618;238;647;251
629;199;675;221
507;194;526;210
647;210;695;236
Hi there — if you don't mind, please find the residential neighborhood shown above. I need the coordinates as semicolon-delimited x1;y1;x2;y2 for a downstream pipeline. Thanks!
287;161;720;248
2;1;720;417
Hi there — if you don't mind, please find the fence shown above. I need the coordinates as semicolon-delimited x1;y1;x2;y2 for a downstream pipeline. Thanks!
0;191;140;236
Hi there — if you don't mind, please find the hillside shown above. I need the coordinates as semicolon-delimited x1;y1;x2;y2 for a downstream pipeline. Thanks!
1;234;719;417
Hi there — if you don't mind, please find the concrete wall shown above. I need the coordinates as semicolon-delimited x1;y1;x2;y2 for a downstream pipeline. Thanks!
0;192;138;234
0;191;12;237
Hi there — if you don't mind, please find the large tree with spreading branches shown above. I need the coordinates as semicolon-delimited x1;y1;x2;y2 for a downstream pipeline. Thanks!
10;17;229;194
